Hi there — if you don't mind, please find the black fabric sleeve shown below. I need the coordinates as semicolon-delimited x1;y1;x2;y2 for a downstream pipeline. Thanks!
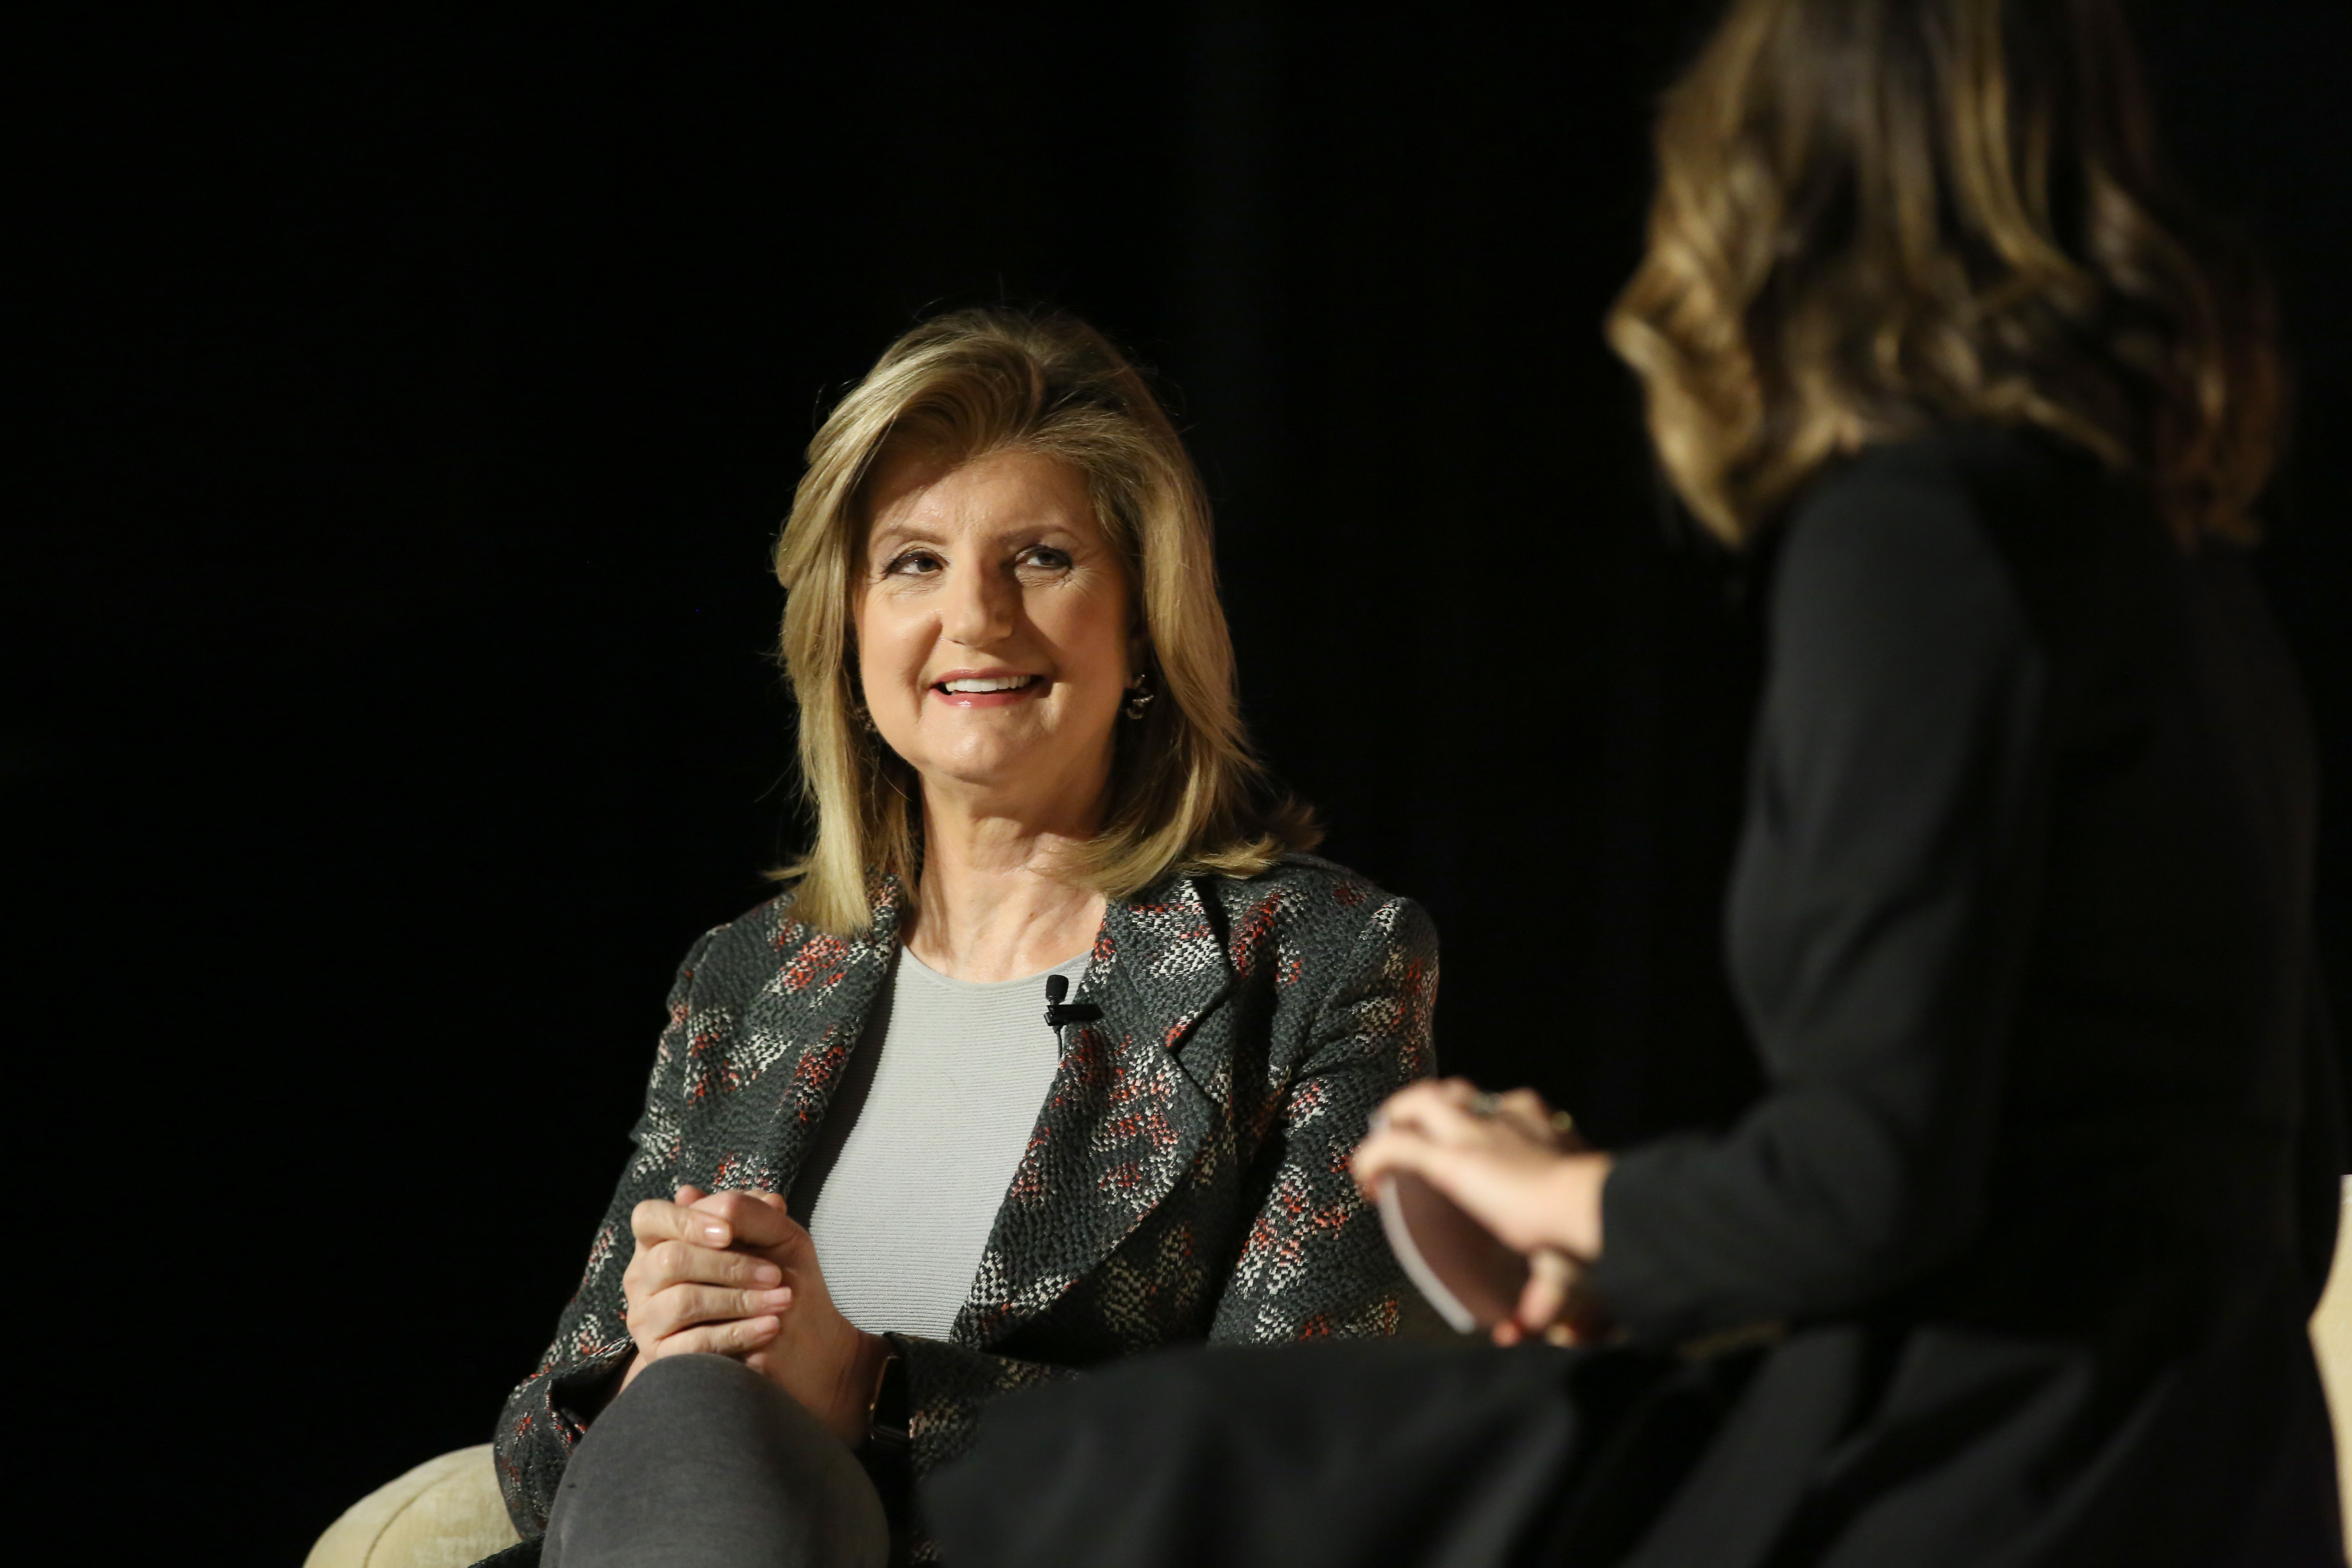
1591;461;2054;1344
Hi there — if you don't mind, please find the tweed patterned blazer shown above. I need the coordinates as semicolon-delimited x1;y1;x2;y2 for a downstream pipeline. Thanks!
493;853;1437;1544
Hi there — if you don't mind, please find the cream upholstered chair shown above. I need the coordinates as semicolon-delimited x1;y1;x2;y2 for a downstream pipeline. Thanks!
304;1445;519;1568
312;1191;2352;1568
2312;1180;2352;1533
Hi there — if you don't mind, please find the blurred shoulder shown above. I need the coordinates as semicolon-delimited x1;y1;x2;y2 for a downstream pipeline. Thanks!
1786;430;2004;576
1783;425;2110;595
1773;426;2076;658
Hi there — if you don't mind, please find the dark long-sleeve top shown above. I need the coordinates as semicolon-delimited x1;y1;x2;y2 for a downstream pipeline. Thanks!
493;854;1436;1548
1590;427;2341;1559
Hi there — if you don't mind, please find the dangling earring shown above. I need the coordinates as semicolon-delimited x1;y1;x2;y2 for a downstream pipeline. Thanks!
1123;670;1155;722
853;700;878;735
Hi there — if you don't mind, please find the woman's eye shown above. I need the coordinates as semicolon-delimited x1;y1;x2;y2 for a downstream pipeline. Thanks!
885;551;942;577
1019;546;1074;570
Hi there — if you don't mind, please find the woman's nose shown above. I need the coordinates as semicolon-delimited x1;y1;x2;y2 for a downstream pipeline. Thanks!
940;559;1018;647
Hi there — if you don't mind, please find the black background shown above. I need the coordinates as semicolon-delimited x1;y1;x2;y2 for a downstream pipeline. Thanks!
13;3;2348;1556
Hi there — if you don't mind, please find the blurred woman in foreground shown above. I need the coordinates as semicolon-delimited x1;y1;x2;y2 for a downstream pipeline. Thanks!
926;2;2342;1563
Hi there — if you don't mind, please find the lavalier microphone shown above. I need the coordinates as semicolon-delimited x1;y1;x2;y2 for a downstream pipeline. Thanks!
1044;973;1100;1030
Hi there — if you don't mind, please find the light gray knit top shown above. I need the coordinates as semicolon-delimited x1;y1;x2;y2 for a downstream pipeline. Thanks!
795;945;1088;1341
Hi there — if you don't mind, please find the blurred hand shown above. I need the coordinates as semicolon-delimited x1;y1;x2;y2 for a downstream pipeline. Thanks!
1353;1079;1615;1344
1495;1247;1613;1348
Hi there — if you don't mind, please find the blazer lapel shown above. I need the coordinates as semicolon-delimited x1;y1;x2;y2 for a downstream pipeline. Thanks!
953;875;1234;1345
701;875;904;1193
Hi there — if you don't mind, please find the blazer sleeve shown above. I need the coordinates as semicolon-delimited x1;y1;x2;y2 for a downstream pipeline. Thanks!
890;893;1439;1483
1591;468;2052;1343
1208;893;1439;1340
492;925;725;1537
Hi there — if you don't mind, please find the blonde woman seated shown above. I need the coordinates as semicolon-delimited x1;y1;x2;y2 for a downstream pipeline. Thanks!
483;309;1436;1568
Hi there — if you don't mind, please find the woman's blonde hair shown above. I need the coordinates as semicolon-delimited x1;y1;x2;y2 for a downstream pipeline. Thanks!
771;307;1317;935
1607;0;2283;546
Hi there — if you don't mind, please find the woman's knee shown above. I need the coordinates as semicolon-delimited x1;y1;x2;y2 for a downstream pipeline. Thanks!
616;1352;773;1422
548;1354;887;1567
609;1354;850;1473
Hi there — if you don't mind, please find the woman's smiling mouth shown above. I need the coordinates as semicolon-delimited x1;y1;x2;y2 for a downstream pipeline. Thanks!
932;671;1045;708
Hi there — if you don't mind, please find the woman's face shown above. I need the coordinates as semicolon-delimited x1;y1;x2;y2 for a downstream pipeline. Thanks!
855;445;1134;821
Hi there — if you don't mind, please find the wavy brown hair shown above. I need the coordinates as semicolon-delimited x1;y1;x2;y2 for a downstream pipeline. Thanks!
1606;0;2283;546
771;308;1318;936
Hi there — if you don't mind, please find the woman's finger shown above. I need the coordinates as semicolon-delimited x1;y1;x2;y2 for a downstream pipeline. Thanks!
1368;1080;1443;1129
630;1280;795;1341
1375;1085;1495;1147
1380;1079;1478;1123
633;1195;735;1250
1351;1124;1506;1212
1514;1247;1574;1334
1492;1088;1554;1141
690;1188;802;1252
1391;1080;1561;1152
1350;1123;1439;1195
633;1237;786;1293
1492;1089;1584;1151
645;1314;784;1361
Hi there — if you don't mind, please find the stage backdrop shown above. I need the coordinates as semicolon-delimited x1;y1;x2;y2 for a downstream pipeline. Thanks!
13;2;2347;1555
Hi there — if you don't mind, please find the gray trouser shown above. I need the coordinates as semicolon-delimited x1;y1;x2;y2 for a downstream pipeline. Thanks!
541;1353;890;1568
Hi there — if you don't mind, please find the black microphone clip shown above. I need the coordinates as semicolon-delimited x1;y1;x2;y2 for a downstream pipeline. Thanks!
1044;973;1100;1030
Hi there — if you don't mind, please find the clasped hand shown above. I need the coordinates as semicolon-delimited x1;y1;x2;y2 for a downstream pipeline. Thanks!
1351;1078;1615;1346
619;1185;887;1448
